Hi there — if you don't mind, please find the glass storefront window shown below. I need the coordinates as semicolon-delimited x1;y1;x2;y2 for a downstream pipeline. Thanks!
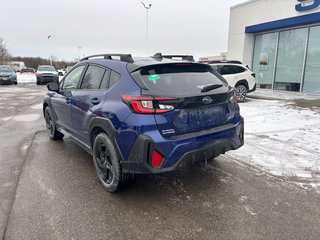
274;28;308;92
252;26;320;94
303;26;320;94
252;33;278;89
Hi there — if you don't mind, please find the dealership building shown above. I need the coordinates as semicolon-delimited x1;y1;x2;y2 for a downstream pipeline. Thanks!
228;0;320;94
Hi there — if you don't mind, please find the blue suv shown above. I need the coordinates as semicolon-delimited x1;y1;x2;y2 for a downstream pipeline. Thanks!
43;53;244;192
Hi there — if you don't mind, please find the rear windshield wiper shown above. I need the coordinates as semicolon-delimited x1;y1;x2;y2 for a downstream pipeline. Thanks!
200;84;223;93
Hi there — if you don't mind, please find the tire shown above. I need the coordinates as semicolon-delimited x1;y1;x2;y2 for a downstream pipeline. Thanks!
93;133;126;192
236;84;248;102
44;107;64;140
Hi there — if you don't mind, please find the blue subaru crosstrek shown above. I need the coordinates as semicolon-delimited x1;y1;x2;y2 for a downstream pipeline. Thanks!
43;53;244;192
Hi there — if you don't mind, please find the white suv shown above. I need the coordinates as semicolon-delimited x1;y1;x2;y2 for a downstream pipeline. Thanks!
209;61;256;101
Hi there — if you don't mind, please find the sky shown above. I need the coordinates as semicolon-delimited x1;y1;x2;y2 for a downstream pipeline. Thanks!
1;0;246;61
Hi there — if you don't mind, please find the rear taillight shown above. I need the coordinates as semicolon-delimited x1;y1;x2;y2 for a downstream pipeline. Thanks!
151;149;163;168
122;96;176;114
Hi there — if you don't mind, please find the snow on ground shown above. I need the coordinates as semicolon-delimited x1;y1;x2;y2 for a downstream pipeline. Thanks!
227;91;320;182
248;88;320;101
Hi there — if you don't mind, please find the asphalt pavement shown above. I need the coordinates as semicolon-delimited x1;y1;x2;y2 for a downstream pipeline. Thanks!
0;84;47;239
1;84;320;240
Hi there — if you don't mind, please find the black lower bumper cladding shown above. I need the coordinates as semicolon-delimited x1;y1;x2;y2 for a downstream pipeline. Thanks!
121;121;244;174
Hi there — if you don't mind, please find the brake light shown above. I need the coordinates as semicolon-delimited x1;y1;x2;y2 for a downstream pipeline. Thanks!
151;149;163;168
122;96;176;114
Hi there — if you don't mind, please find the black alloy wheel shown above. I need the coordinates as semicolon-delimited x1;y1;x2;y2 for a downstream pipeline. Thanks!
93;133;123;192
44;107;64;140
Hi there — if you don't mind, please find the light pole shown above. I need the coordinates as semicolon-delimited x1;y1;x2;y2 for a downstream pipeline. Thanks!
48;34;53;65
140;2;152;55
78;46;83;61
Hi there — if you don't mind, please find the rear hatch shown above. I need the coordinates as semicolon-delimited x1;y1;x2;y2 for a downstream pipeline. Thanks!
129;63;235;138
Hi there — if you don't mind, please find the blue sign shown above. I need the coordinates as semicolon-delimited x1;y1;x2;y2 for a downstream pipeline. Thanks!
296;0;320;12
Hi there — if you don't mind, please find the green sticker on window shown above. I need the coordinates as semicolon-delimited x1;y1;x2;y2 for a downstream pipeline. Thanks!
148;74;160;81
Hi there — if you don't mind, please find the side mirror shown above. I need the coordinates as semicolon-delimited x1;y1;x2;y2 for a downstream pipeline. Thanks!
47;82;59;92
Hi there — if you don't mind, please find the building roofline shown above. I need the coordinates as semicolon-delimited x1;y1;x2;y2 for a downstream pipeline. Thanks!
230;0;261;10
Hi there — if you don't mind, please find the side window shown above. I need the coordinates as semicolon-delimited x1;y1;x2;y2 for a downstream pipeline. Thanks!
232;66;246;74
62;65;85;90
99;69;110;89
220;65;235;75
80;65;105;90
109;71;120;88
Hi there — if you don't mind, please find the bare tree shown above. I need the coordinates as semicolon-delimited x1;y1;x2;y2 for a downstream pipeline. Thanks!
0;37;10;64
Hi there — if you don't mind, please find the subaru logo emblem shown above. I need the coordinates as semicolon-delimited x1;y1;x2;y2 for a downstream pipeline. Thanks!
202;96;213;104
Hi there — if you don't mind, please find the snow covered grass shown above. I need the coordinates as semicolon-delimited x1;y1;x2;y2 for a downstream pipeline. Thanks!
227;96;320;182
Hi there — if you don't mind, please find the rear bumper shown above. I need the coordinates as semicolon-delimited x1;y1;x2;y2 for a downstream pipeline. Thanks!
248;83;256;93
121;116;244;174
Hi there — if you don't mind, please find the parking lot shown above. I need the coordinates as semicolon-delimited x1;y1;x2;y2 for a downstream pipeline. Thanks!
1;83;320;240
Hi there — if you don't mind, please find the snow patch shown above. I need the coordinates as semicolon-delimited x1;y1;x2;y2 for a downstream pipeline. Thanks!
228;98;320;182
31;103;43;109
13;114;40;122
1;117;12;121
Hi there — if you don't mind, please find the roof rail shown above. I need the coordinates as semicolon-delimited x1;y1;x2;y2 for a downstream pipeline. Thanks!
208;60;243;64
162;55;195;62
80;54;134;63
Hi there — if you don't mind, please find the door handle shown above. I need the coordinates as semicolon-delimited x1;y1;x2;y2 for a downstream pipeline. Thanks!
91;98;100;105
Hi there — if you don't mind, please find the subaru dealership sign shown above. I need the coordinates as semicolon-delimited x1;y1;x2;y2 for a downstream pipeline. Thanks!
296;0;320;12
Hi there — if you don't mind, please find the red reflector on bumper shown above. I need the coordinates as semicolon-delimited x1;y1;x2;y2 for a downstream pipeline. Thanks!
151;150;163;168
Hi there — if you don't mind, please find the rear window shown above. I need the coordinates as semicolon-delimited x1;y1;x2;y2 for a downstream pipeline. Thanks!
38;66;56;71
21;68;34;72
139;64;226;95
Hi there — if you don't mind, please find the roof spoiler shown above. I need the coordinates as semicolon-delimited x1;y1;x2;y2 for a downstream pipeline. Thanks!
80;54;134;63
152;53;195;62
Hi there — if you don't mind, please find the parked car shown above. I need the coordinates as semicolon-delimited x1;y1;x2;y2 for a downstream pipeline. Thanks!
36;65;59;85
43;53;244;192
209;61;256;101
20;68;36;75
0;65;17;85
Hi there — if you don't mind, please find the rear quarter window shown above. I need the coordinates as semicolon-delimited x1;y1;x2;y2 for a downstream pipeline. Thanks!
232;66;246;73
